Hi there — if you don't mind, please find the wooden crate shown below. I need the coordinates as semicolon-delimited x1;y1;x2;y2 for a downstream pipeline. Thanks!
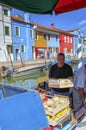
49;110;71;126
48;78;73;88
43;95;69;117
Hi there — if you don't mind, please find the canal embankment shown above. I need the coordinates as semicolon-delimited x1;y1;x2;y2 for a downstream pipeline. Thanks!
0;59;51;72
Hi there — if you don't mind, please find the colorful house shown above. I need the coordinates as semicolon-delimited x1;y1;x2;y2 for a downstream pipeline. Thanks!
0;4;12;62
59;33;74;56
30;23;61;59
66;28;84;57
11;9;34;60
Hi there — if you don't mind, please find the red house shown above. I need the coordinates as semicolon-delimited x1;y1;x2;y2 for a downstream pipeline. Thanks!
60;33;74;56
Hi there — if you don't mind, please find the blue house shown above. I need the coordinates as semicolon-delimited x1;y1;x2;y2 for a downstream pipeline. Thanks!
47;23;60;59
74;29;84;57
11;9;34;60
69;28;84;57
47;33;60;59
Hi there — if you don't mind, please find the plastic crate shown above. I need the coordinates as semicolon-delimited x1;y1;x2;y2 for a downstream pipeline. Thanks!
0;90;49;130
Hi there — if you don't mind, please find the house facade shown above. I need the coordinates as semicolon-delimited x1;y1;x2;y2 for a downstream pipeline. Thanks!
0;5;12;62
30;23;61;59
59;33;74;56
67;28;84;57
0;7;84;61
11;9;34;60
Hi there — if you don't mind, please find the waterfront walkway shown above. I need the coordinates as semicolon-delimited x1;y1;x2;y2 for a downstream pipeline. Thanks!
0;59;51;72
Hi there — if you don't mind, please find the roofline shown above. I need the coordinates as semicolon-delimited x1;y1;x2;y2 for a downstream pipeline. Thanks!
29;22;74;36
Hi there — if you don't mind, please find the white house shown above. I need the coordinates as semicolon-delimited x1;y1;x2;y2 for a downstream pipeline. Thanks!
0;4;13;62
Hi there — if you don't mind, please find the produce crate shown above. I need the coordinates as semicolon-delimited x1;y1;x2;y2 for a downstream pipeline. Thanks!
48;78;73;88
43;94;69;117
47;107;71;126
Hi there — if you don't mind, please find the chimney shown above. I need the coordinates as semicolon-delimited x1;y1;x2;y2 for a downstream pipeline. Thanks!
24;12;30;23
51;23;54;28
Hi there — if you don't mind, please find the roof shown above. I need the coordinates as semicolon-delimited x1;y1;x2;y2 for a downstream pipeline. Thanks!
65;28;80;32
11;15;25;23
30;22;74;36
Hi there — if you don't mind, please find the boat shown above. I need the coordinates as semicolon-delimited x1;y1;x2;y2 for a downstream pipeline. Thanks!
12;64;45;77
0;83;86;130
71;59;78;64
0;83;49;130
0;61;52;78
1;65;15;77
12;62;52;78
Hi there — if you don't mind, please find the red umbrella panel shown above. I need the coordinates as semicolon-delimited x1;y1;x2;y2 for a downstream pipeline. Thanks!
54;0;86;15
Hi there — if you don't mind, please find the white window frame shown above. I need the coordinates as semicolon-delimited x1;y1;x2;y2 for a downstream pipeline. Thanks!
70;38;72;43
30;29;33;38
67;37;69;43
3;8;10;16
64;48;67;53
4;26;10;36
44;34;47;40
21;44;25;53
15;26;20;36
35;32;38;40
64;36;66;42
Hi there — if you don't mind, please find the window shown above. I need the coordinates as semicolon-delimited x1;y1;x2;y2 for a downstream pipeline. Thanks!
48;34;50;40
44;34;46;40
4;9;8;16
67;48;71;53
35;32;38;39
15;26;20;36
30;30;33;38
5;26;10;35
7;45;13;53
67;37;69;43
64;36;66;42
70;38;72;43
21;45;25;52
56;35;58;41
79;38;82;43
64;48;67;53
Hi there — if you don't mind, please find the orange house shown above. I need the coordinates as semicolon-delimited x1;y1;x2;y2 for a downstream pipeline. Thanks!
34;29;47;59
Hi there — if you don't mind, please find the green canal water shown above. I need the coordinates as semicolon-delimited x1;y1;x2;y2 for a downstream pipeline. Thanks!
0;62;77;89
0;69;48;89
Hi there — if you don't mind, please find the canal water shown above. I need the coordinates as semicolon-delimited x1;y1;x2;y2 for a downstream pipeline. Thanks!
0;62;78;89
0;69;48;89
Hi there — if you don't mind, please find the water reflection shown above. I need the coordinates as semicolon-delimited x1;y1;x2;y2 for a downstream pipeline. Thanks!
0;70;47;89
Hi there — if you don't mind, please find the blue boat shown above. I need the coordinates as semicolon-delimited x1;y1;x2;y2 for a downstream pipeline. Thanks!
0;83;49;130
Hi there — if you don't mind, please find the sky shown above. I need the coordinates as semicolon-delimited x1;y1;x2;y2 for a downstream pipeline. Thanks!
29;8;86;37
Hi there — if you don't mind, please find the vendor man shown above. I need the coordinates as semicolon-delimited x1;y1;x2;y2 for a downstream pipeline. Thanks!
49;53;73;96
73;64;86;113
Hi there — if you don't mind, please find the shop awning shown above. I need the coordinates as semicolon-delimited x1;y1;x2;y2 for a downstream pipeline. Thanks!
0;0;86;14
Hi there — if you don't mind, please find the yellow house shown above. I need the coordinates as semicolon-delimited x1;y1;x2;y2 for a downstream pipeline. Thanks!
34;30;47;48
